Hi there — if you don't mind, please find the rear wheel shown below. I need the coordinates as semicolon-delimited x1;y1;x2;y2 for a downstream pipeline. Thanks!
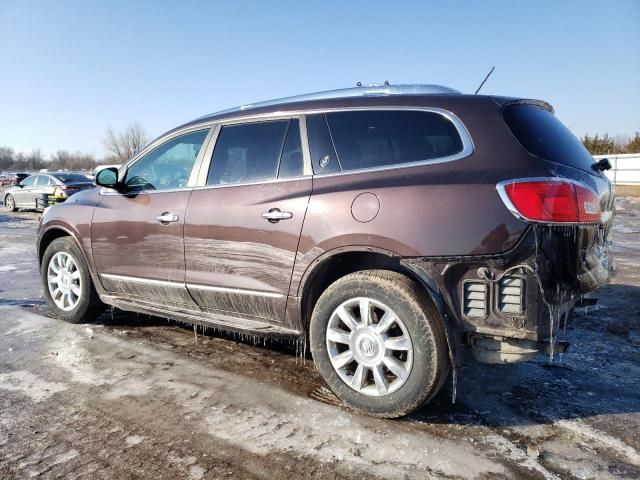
309;270;449;418
41;237;105;323
4;194;16;212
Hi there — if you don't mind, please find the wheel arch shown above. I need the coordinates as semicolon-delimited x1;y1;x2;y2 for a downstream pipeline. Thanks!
38;225;89;270
298;248;457;346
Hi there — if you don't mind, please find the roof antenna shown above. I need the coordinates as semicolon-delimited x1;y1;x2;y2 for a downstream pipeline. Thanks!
474;66;495;94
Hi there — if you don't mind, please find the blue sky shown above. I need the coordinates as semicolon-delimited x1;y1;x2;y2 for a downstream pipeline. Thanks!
1;0;638;157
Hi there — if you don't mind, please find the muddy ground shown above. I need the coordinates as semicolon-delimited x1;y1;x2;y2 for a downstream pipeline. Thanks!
0;197;639;479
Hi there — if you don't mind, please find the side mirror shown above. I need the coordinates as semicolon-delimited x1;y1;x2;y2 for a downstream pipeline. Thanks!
95;167;122;190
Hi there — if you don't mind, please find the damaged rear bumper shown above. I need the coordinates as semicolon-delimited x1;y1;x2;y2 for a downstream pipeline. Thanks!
403;223;616;364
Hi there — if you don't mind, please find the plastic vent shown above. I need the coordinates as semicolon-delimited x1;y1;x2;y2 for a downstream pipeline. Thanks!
498;277;524;314
463;281;488;318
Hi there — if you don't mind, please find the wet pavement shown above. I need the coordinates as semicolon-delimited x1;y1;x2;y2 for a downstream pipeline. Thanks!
1;197;639;479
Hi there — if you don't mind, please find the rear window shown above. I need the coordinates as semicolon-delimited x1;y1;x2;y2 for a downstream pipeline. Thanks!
53;173;91;183
502;104;595;172
321;110;464;173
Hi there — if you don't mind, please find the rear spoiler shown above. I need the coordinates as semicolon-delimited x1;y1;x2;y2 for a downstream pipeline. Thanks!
491;96;554;114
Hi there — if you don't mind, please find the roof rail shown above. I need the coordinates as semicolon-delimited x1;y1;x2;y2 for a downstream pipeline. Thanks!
200;84;461;119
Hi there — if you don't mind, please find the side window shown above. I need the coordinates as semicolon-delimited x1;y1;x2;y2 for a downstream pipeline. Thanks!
207;120;288;186
35;175;51;186
21;176;37;186
306;114;340;174
324;110;464;172
125;130;208;192
278;119;304;179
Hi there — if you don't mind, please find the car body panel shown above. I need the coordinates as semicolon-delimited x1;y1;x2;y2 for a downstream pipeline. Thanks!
184;178;312;327
91;190;197;308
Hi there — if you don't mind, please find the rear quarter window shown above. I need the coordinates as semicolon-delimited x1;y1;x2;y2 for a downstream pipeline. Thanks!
502;104;596;173
322;110;464;173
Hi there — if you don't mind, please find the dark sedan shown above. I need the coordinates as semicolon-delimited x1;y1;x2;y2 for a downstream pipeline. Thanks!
3;172;94;211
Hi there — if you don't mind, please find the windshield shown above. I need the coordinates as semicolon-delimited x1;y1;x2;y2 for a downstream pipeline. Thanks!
503;104;596;173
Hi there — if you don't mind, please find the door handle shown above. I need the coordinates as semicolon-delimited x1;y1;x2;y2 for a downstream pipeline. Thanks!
262;209;293;222
156;212;179;223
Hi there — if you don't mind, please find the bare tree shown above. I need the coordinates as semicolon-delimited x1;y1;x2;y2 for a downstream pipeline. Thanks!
103;122;149;163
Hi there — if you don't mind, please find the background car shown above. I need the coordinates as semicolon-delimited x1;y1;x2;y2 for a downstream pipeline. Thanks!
0;172;29;186
3;172;94;211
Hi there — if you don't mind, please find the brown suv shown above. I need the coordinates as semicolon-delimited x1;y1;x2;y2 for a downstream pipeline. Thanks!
36;85;615;417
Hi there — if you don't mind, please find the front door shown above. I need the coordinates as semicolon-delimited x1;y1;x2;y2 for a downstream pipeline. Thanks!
184;118;311;325
91;128;211;307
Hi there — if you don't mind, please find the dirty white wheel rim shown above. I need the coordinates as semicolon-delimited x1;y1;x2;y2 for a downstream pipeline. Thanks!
326;297;413;396
5;196;14;210
47;252;82;311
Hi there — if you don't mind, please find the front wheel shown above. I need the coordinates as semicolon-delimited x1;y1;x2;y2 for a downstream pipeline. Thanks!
309;270;449;418
4;194;16;212
41;237;105;323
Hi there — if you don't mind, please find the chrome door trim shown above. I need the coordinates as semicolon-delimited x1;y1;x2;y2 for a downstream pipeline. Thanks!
186;283;285;299
100;273;285;299
100;273;184;288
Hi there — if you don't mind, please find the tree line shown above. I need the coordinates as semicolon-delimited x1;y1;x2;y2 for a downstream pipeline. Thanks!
2;123;638;172
581;131;640;155
0;123;150;172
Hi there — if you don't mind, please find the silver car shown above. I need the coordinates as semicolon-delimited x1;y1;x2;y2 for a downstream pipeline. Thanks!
3;172;94;211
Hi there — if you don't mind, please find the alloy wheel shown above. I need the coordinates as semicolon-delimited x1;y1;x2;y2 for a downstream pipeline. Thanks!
47;251;82;311
326;297;414;396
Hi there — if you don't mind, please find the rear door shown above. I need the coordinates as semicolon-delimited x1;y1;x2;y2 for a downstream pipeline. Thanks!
91;127;212;307
184;117;312;326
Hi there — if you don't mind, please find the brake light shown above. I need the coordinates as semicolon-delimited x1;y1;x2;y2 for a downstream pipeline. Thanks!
498;179;600;223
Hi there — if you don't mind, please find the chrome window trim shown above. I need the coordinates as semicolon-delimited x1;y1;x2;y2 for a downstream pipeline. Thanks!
100;273;284;298
191;175;310;191
194;124;220;186
100;124;215;196
299;115;313;176
496;176;603;226
306;107;474;177
193;114;311;188
103;105;473;194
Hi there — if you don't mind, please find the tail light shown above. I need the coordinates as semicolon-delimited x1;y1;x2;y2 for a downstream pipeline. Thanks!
497;178;600;224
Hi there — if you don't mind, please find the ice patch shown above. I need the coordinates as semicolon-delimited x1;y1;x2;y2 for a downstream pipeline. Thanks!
0;265;17;273
0;370;66;402
125;435;145;446
189;465;206;480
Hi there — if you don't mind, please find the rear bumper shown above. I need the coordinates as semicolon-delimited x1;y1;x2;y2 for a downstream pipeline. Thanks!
402;222;615;362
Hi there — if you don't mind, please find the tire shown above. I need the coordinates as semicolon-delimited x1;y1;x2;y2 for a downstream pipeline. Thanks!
309;270;449;418
4;194;16;212
41;237;105;323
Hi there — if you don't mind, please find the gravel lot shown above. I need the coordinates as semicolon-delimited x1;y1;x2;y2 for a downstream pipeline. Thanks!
0;197;639;479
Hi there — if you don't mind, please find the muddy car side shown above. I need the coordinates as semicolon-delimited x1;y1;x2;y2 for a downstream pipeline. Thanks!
36;86;615;417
